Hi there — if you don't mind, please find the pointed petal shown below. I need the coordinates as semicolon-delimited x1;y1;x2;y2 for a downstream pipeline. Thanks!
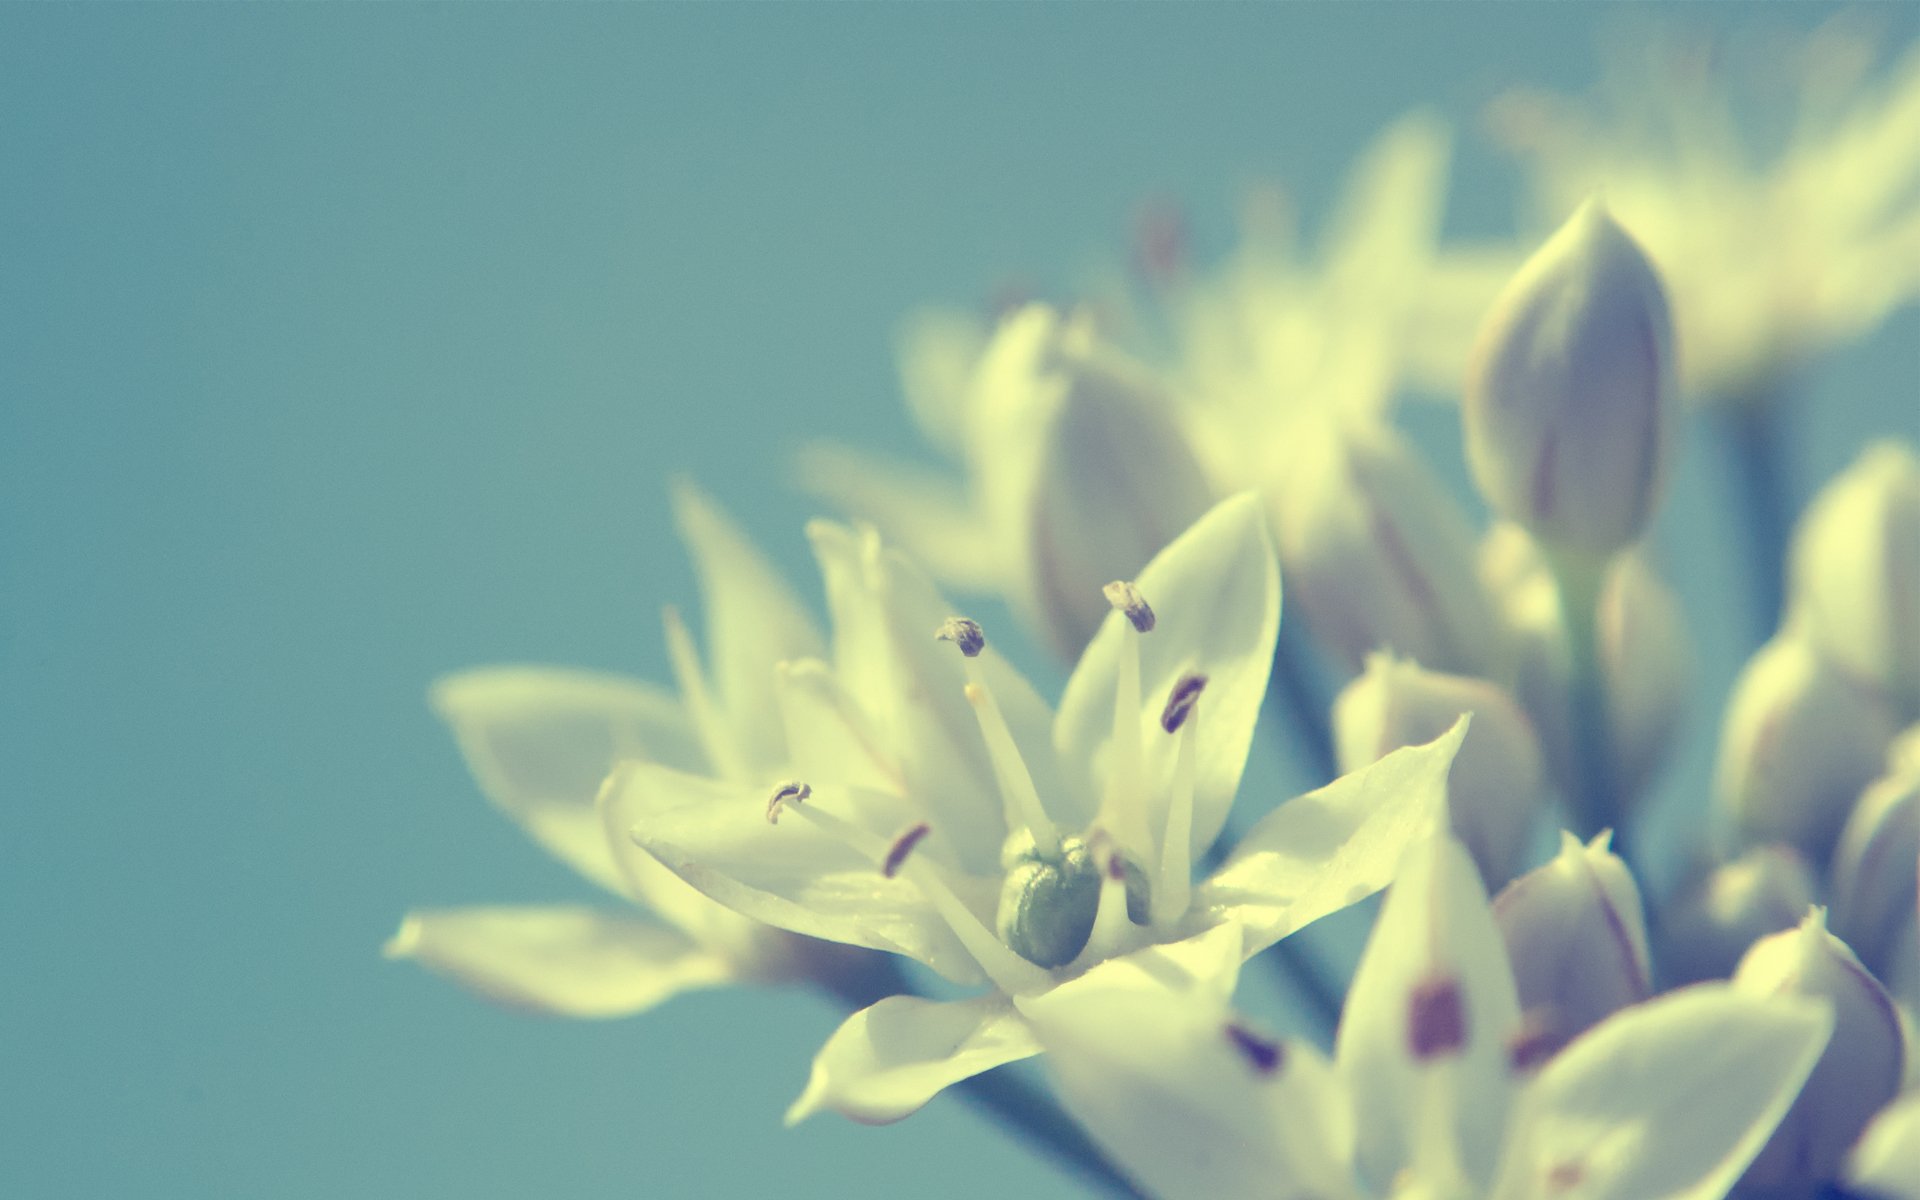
793;441;999;589
1020;935;1356;1200
432;667;700;893
1846;1090;1920;1199
1199;719;1464;953
785;993;1040;1125
1055;492;1281;858
1493;984;1832;1200
611;761;986;986
1336;831;1523;1194
384;906;731;1018
670;481;825;772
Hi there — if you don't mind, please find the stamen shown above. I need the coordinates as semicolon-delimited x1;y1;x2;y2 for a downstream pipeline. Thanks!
766;780;811;825
663;605;746;781
1160;672;1207;733
1154;677;1203;927
1103;580;1156;632
1224;1022;1284;1075
934;617;985;657
1408;974;1468;1061
1071;842;1141;969
882;823;932;878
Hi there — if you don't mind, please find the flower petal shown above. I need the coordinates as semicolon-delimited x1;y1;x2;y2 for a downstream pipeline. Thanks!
1199;719;1464;953
1846;1089;1920;1199
383;906;731;1018
1492;984;1832;1200
1055;492;1281;859
1336;830;1522;1194
785;993;1040;1125
612;761;986;986
432;666;700;893
1020;929;1356;1200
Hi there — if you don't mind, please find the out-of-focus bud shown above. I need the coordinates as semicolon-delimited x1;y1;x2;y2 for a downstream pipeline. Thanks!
1788;441;1920;716
1846;1089;1920;1200
1463;199;1676;561
1831;735;1920;978
1332;653;1544;888
1479;523;1690;809
1717;634;1900;862
1493;830;1652;1059
1658;845;1817;985
1734;911;1907;1191
1275;418;1502;679
972;305;1218;657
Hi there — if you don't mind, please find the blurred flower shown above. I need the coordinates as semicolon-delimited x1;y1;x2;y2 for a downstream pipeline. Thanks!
1332;652;1544;888
1022;833;1831;1200
1787;440;1920;715
1480;524;1690;810
387;485;879;1017
1717;633;1899;861
1464;200;1676;563
1494;830;1653;1055
1847;1088;1920;1199
1830;732;1920;979
606;494;1466;1123
1489;18;1920;403
1734;909;1907;1191
1659;844;1818;985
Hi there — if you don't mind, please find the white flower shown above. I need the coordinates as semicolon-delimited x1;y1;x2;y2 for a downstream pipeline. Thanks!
606;494;1466;1122
386;485;870;1017
1489;18;1920;402
1023;832;1833;1200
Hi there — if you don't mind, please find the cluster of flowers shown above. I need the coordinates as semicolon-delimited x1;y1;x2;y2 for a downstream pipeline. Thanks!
389;23;1920;1200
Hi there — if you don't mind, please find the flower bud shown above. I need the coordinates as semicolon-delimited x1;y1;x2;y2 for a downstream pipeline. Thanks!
1787;441;1920;714
1830;739;1920;977
1332;653;1545;888
1479;523;1689;808
1717;634;1899;861
1658;845;1817;985
1735;911;1906;1190
1464;199;1675;560
1493;830;1652;1056
975;306;1217;658
1275;418;1502;679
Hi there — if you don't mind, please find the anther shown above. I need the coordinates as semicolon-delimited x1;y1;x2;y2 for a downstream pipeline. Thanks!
766;780;811;825
935;617;986;658
882;823;932;878
1224;1022;1285;1075
1506;1011;1560;1074
1160;672;1208;733
1407;974;1468;1061
1102;580;1156;632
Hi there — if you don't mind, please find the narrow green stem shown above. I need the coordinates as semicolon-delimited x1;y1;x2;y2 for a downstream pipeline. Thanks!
1714;394;1793;646
1549;552;1625;851
816;956;1145;1199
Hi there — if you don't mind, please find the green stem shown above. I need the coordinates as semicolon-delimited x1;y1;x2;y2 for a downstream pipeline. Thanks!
1549;551;1624;851
1714;394;1793;646
816;955;1145;1199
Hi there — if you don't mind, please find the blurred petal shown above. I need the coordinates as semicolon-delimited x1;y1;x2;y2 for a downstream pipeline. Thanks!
1492;984;1831;1200
1200;719;1463;953
785;993;1039;1126
794;441;999;589
432;666;700;893
384;906;731;1018
1055;492;1281;858
1846;1089;1920;1199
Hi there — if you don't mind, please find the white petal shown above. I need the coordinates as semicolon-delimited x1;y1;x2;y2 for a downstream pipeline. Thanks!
1020;939;1356;1200
1199;719;1464;953
384;906;731;1018
785;993;1040;1125
1055;492;1281;859
1493;984;1832;1200
612;761;986;986
1847;1090;1920;1199
670;482;825;773
432;666;700;893
793;440;1000;588
1337;831;1522;1194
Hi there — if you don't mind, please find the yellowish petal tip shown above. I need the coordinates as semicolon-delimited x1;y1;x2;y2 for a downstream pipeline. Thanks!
382;915;422;960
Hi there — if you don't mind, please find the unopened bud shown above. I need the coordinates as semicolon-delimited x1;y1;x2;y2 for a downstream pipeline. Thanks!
1735;911;1906;1190
1479;524;1689;809
1493;831;1652;1057
980;306;1215;658
1717;634;1899;861
1787;441;1920;714
1275;418;1502;678
1464;200;1675;560
1830;740;1920;977
1658;845;1817;985
1333;653;1545;887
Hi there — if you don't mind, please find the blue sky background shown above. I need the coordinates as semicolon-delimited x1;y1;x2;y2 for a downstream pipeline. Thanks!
4;6;1915;1199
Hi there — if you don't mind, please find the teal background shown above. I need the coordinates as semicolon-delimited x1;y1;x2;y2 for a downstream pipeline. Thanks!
3;6;1915;1199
